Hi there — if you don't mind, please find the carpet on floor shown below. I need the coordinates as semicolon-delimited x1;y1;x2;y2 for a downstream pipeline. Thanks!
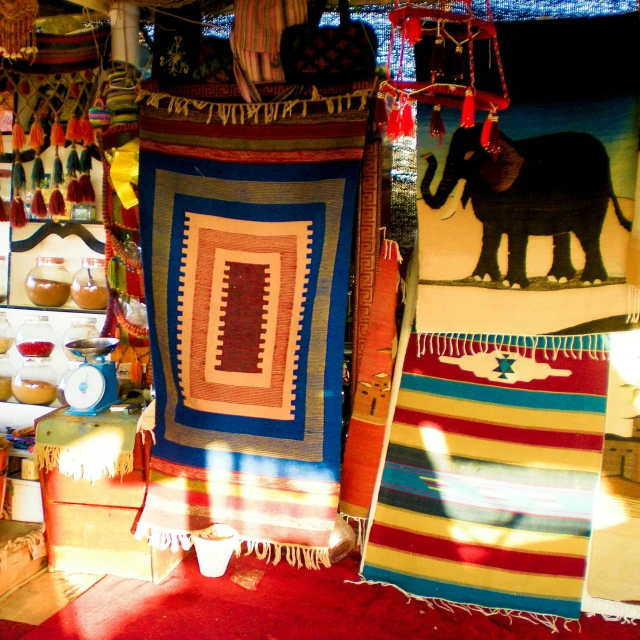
0;620;35;640
21;554;640;640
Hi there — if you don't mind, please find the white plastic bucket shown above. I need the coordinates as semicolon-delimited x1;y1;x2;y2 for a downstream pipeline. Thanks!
192;524;238;578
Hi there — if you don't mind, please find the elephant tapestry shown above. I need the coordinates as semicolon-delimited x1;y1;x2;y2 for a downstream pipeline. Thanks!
415;13;639;337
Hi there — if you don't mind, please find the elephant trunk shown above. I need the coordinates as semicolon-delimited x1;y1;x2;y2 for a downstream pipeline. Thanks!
420;153;461;210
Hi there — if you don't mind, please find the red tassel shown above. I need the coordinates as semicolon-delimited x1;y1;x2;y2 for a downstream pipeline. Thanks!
80;117;94;146
31;189;48;218
67;178;81;203
10;197;27;228
79;173;95;203
481;113;501;156
51;119;66;147
430;105;446;146
48;188;66;216
430;36;446;78
130;358;143;387
66;116;81;143
386;103;402;141
405;16;423;46
461;89;475;128
452;44;465;81
0;198;7;223
12;123;26;151
399;100;414;137
28;120;44;150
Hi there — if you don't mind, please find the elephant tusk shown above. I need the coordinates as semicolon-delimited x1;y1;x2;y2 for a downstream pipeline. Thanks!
440;179;466;221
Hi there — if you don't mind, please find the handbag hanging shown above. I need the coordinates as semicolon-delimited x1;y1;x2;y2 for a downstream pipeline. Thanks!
280;0;378;86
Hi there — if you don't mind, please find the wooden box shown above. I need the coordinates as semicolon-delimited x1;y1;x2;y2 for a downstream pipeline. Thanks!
0;522;47;598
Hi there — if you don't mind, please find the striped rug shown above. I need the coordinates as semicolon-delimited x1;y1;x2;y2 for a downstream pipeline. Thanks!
362;333;608;622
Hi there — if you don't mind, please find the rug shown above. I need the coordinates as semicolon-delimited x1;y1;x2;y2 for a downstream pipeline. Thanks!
362;331;609;624
415;14;639;337
134;89;371;566
340;239;401;530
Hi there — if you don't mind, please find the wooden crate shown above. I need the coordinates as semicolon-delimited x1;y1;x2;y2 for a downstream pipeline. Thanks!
0;521;47;598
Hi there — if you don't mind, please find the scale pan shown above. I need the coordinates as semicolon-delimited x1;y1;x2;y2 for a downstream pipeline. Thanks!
64;337;120;359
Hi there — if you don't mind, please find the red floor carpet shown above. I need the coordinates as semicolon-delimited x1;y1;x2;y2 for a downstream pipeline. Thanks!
15;553;640;640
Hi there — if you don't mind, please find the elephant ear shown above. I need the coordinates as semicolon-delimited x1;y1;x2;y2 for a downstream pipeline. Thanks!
478;139;524;192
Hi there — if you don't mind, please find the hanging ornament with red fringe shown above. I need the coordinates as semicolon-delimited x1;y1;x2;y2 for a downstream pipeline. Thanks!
430;104;446;146
481;110;501;156
0;0;38;61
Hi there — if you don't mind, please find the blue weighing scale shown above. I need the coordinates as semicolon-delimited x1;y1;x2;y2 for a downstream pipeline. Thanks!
63;338;120;416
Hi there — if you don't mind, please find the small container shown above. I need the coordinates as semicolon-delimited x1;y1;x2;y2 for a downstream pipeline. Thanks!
0;255;7;303
63;316;100;361
70;258;108;310
15;315;55;357
0;353;15;401
0;311;14;353
25;257;72;307
58;361;81;404
12;357;58;405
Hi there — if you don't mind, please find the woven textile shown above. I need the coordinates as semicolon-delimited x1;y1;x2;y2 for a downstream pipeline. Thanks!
362;333;608;621
135;94;370;564
341;239;400;522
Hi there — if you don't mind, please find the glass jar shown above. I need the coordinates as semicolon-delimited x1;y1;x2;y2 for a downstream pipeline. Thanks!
16;315;55;357
25;257;72;307
58;361;81;405
0;311;14;354
12;357;58;405
63;316;100;361
0;255;7;303
0;353;15;401
70;258;108;310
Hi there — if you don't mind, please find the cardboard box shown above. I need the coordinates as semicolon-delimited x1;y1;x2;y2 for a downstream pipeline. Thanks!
5;473;44;523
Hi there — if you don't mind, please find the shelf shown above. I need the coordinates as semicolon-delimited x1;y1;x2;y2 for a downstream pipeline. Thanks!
6;304;107;315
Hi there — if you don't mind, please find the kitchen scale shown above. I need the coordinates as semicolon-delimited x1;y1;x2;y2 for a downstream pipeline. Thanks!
63;338;120;416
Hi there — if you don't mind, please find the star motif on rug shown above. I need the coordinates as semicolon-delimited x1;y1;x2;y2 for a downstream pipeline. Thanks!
493;354;517;380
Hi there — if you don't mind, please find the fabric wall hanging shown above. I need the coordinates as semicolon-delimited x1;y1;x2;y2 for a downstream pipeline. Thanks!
414;13;639;336
0;0;38;61
361;330;609;627
134;88;372;567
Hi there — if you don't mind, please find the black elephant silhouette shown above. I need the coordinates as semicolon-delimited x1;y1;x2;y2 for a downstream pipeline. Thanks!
420;124;631;289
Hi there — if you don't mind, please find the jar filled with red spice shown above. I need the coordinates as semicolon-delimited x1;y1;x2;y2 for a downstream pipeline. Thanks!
70;258;108;310
25;257;72;308
15;315;55;357
12;357;58;405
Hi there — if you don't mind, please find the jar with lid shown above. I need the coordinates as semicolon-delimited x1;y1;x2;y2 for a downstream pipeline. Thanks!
0;354;15;401
0;255;7;303
70;258;108;310
0;311;14;354
63;316;100;361
25;257;71;307
58;361;81;405
12;357;58;405
16;315;55;357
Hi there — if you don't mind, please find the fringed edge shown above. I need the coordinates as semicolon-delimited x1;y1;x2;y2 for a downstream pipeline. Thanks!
241;538;331;570
33;443;134;482
416;332;610;362
628;283;640;324
134;523;193;553
344;576;575;633
136;88;374;126
0;526;45;573
340;513;367;551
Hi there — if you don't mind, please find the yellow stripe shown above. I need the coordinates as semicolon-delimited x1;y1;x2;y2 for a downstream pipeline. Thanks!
397;389;604;434
366;545;584;599
390;423;602;472
149;471;338;508
374;504;589;557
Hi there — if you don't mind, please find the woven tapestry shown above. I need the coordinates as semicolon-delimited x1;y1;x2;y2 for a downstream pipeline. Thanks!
134;91;371;567
415;14;639;336
362;332;608;623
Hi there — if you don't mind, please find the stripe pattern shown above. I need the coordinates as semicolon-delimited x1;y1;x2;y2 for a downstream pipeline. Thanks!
362;333;608;619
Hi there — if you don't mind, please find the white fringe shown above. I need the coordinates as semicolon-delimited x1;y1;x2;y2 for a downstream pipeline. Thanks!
340;513;367;551
241;538;331;570
628;283;640;323
134;523;193;553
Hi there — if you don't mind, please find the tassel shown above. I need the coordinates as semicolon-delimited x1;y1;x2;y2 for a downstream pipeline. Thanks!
12;123;26;151
48;188;65;216
51;119;66;147
0;198;7;223
80;117;94;146
67;178;81;203
130;357;143;387
28;120;44;150
481;112;501;156
451;44;464;81
66;116;81;143
79;147;92;174
30;189;48;218
10;197;27;228
405;15;423;46
430;36;446;78
386;102;402;141
399;100;414;137
461;89;475;128
12;161;26;193
78;173;95;203
31;155;45;188
430;105;446;145
66;146;80;177
52;154;64;187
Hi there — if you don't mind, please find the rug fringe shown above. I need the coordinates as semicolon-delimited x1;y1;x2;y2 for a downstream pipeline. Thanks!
628;283;640;324
241;538;331;570
0;526;45;573
134;523;192;553
339;513;367;551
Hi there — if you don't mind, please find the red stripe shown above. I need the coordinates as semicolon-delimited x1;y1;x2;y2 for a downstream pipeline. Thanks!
369;523;586;578
404;334;608;396
393;408;604;451
140;139;364;163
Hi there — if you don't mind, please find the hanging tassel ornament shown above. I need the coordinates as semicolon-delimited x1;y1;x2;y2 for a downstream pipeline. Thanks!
51;118;66;147
0;0;38;61
28;119;44;150
405;15;423;46
67;176;81;204
430;105;446;146
10;197;26;228
31;154;44;187
49;144;66;217
430;35;446;79
385;99;403;141
48;187;65;217
12;160;26;194
66;115;82;144
80;115;94;147
12;123;26;152
66;144;80;177
399;98;414;137
451;44;464;81
461;89;475;127
78;173;95;203
30;189;47;218
481;112;501;156
79;146;92;174
0;198;6;223
52;151;64;188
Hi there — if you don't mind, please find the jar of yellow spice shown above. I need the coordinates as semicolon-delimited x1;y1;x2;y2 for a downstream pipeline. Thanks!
12;357;58;405
0;312;14;354
0;354;15;401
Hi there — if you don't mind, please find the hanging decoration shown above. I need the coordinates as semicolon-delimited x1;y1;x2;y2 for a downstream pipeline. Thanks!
0;0;38;61
382;1;509;150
